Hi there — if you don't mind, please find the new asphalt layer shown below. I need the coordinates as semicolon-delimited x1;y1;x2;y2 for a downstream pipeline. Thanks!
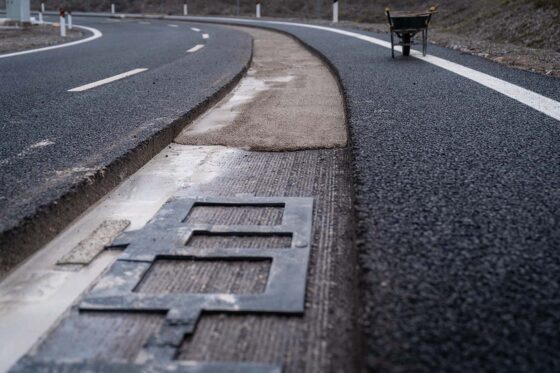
0;16;252;275
2;13;560;372
165;15;560;372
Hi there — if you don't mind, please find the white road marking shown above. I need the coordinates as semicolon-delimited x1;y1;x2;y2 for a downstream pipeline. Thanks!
191;27;200;32
202;33;209;39
187;44;205;53
168;24;178;27
139;21;151;24
0;23;102;59
68;68;148;92
176;16;560;122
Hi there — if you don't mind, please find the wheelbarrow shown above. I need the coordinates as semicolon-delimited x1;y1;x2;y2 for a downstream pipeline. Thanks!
386;6;437;58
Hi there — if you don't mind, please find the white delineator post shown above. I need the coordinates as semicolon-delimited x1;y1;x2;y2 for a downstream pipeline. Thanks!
67;10;72;29
41;2;45;12
256;0;261;18
59;9;66;37
183;2;187;15
333;0;338;23
38;11;43;23
111;3;115;14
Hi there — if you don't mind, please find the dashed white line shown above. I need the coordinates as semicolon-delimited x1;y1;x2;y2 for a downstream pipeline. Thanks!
0;24;102;59
191;27;200;32
202;33;209;39
68;68;148;92
168;24;178;27
187;44;205;53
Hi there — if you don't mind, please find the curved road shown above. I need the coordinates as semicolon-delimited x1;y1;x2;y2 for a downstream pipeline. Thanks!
2;13;560;372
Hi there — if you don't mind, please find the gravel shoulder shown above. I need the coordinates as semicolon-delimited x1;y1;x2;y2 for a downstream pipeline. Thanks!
0;23;84;54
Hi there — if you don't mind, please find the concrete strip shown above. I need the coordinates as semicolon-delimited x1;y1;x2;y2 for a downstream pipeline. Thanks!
176;27;347;151
0;144;237;372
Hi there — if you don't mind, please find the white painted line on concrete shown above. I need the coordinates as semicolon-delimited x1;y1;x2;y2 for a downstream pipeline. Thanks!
191;27;200;32
187;44;205;53
68;68;148;92
0;23;102;59
176;16;560;122
202;33;209;39
168;24;178;27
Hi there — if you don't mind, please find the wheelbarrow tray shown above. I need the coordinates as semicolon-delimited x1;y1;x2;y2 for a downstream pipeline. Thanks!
389;13;432;31
386;9;435;57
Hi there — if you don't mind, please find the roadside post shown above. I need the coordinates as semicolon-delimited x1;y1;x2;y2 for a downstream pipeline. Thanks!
111;3;115;14
59;8;66;37
67;9;72;29
38;10;43;23
256;0;261;18
40;2;45;12
333;0;338;22
183;1;187;15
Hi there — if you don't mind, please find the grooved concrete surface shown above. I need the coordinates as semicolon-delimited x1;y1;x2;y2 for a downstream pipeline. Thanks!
176;27;347;151
27;148;357;372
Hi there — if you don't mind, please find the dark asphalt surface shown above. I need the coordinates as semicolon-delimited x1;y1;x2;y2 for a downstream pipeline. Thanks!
0;16;251;234
168;15;560;372
264;22;560;373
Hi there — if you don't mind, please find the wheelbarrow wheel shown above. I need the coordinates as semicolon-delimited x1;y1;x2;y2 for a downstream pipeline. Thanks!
402;34;411;56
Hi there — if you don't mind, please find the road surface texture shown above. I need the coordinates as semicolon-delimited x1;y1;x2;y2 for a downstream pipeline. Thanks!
0;16;252;276
1;12;559;373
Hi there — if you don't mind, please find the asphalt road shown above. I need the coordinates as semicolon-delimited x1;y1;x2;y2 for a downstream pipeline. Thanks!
0;16;251;257
2;12;560;372
208;19;558;372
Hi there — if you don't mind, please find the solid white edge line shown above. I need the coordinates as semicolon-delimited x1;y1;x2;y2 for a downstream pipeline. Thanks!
187;44;205;53
191;27;200;32
68;68;148;92
173;16;560;122
0;23;103;59
202;33;209;39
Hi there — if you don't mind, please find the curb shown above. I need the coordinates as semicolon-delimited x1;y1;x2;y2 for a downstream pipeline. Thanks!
0;34;253;279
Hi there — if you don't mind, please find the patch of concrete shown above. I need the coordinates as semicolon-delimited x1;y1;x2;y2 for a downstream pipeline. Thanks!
175;27;347;151
0;145;236;372
57;220;130;265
